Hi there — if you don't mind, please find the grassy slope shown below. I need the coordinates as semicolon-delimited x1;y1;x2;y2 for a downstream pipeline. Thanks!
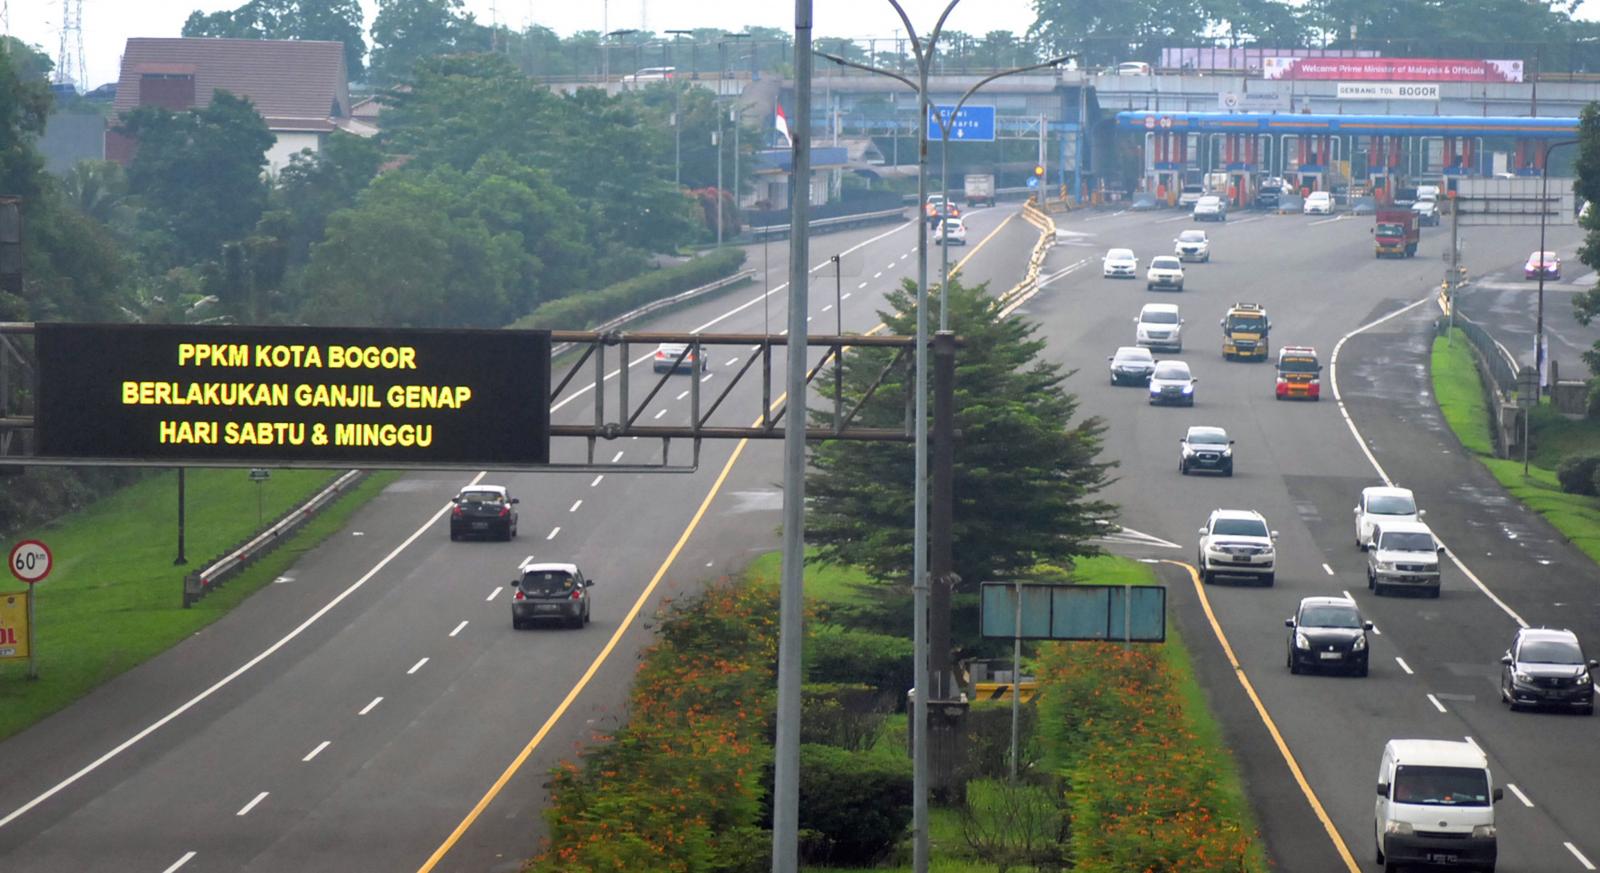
1432;332;1600;564
0;468;399;740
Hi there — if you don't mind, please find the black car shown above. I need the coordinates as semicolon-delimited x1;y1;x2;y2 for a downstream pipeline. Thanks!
1500;627;1596;714
511;561;593;629
1286;596;1371;676
1179;425;1234;476
1253;184;1283;210
449;485;519;541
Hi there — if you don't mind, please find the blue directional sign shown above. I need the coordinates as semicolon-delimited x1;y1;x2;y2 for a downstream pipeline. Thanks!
927;104;996;142
1025;177;1039;189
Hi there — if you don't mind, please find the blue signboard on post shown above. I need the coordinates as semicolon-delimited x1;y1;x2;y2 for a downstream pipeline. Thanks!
927;105;996;142
979;582;1167;642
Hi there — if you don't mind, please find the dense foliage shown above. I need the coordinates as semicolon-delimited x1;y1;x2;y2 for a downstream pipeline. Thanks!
1574;103;1600;400
183;0;368;79
510;247;746;331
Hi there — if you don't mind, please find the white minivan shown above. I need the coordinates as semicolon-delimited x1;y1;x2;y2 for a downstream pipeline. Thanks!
1134;303;1183;352
1375;739;1501;872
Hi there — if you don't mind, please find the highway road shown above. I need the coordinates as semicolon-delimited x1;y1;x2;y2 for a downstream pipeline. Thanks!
1027;204;1600;872
0;203;1044;872
1453;230;1598;378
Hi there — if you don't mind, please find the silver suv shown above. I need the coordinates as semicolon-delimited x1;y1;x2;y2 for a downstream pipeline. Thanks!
1365;521;1443;597
1197;509;1277;586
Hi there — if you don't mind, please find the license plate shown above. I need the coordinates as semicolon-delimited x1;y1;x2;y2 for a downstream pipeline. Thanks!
1427;854;1457;864
535;604;559;612
1319;651;1343;660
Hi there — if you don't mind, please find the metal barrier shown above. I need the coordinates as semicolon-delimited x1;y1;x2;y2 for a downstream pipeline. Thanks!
747;207;907;240
550;269;756;356
1453;311;1519;400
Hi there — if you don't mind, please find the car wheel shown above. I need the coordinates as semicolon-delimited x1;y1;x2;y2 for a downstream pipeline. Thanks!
1367;569;1376;591
1582;704;1594;716
1223;464;1234;477
1288;650;1299;674
1356;661;1369;678
1179;459;1187;475
569;614;585;630
1429;587;1441;599
450;530;460;542
1185;397;1195;407
512;618;525;630
1375;830;1385;865
1262;573;1274;587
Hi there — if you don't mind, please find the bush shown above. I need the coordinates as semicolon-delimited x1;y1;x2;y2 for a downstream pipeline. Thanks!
958;778;1069;873
795;743;913;866
509;246;746;331
806;623;914;699
799;683;889;751
1556;454;1600;495
960;700;1042;782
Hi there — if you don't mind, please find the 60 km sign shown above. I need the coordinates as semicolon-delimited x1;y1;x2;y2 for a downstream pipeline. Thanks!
10;540;52;584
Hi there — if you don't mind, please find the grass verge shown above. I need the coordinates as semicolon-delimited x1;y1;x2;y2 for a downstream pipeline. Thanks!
1432;330;1600;564
0;468;399;740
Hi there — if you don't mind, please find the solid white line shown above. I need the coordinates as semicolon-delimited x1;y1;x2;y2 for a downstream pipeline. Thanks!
449;620;468;638
589;475;603;487
302;740;331;762
1506;783;1534;807
358;697;382;715
0;467;491;832
1567;843;1596;871
569;500;582;513
406;658;429;676
675;390;689;400
485;587;501;602
161;852;197;873
1324;563;1335;576
610;451;624;463
236;792;268;816
1395;657;1413;675
546;527;561;540
1329;294;1530;630
1426;693;1447;713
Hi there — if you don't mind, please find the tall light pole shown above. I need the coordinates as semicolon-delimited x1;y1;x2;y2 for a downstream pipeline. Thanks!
1526;138;1578;474
604;28;637;85
666;30;693;188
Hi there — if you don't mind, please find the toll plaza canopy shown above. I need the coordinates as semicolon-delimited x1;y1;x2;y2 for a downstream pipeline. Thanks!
1115;111;1579;139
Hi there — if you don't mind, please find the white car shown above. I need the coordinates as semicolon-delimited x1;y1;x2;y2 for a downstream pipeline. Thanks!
1103;247;1138;279
1197;508;1277;585
1303;191;1333;215
935;217;967;245
1192;195;1227;222
1174;230;1210;262
621;66;675;84
1145;256;1185;291
1134;302;1183;352
1365;520;1443;597
1416;184;1441;202
652;341;710;374
1354;485;1423;549
1177;184;1206;208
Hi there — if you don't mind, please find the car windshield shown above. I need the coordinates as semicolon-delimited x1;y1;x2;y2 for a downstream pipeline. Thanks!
1152;362;1190;380
1197;198;1219;207
520;570;576;595
1178;231;1206;242
1413;200;1435;211
1142;310;1180;325
1520;639;1584;664
1278;356;1319;373
1367;494;1416;515
459;490;503;503
1107;249;1133;260
1530;252;1556;262
1187;430;1228;445
1114;348;1153;363
1182;185;1203;193
1212;518;1268;537
1379;532;1434;551
1151;257;1181;269
1226;315;1267;331
1300;605;1362;628
1375;222;1405;236
1392;765;1491;807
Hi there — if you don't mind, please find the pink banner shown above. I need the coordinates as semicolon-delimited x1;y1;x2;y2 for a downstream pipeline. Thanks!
1262;57;1523;83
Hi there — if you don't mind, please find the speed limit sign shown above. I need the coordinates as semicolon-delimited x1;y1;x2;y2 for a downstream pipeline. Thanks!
9;540;52;584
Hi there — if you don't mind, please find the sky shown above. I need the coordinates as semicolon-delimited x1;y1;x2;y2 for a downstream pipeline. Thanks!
5;0;1041;89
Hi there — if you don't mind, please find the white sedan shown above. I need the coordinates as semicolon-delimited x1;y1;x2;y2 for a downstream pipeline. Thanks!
1103;248;1138;279
1303;191;1333;215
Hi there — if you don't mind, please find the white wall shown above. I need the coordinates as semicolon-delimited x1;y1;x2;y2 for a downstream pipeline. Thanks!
265;131;325;176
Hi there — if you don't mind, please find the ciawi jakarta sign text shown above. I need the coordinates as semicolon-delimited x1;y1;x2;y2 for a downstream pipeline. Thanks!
33;324;551;467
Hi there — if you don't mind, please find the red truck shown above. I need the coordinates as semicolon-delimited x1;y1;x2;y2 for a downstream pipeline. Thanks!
1373;209;1419;258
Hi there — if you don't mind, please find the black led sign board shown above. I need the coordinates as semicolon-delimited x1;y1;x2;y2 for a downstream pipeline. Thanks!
34;323;551;467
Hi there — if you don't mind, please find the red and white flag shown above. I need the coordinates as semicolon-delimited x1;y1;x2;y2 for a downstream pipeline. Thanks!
774;101;793;146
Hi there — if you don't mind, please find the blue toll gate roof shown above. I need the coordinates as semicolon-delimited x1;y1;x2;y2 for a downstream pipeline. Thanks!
1115;110;1578;139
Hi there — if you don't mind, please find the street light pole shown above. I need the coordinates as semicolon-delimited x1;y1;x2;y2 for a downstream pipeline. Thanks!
666;30;694;188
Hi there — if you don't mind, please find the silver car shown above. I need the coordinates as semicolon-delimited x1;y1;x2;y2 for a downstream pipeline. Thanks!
510;560;594;629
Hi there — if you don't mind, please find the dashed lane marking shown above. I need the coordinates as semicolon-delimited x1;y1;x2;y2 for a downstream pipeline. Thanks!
485;587;501;602
236;792;269;817
546;527;560;541
1506;783;1534;808
359;697;383;716
449;620;468;638
303;741;331;762
161;852;196;873
1426;694;1447;713
1395;657;1413;674
407;658;429;676
1568;843;1596;871
1323;563;1335;575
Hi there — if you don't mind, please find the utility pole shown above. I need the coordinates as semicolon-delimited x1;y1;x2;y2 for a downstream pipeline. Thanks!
667;30;693;188
715;118;723;246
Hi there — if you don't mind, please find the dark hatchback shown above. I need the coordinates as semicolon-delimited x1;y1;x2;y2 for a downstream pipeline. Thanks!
1286;596;1372;676
511;562;593;629
449;485;519;541
1179;425;1234;476
1500;628;1596;714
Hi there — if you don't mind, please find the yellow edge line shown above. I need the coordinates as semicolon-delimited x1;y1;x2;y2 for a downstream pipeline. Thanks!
1162;559;1361;873
948;211;1016;279
417;436;752;871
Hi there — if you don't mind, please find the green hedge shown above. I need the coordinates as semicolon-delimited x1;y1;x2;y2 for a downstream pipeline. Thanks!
1557;454;1600;496
795;742;913;866
805;623;914;699
510;247;747;331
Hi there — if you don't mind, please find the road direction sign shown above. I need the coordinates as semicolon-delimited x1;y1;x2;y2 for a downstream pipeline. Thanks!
927;104;996;142
249;468;271;481
9;540;52;584
1026;177;1039;189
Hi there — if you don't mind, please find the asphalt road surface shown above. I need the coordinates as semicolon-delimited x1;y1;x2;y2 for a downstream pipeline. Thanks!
0;203;1042;873
1453;229;1598;378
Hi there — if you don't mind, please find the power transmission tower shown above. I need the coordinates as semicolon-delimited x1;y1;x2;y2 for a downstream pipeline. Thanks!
54;0;85;90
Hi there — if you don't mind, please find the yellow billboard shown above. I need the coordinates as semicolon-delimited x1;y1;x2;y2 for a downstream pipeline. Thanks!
0;591;29;660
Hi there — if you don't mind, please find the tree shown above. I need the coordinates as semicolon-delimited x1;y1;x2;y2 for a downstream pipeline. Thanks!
368;0;491;85
0;38;53;200
183;0;367;80
119;91;274;266
1571;102;1600;395
806;278;1117;588
272;130;382;263
1028;0;1207;66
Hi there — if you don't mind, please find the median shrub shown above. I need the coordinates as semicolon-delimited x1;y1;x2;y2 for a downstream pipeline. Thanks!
805;623;914;700
1557;454;1600;495
511;246;747;331
794;742;913;866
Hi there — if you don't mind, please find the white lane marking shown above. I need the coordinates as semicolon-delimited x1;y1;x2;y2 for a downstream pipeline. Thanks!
449;620;468;638
302;740;331;762
358;697;383;716
569;500;582;513
273;576;293;585
1156;215;1191;224
1330;294;1530;629
724;358;737;366
899;253;908;260
161;852;197;873
1371;625;1381;635
1395;657;1414;675
874;271;883;279
701;373;713;383
1035;260;1089;290
0;467;493;832
1426;693;1447;713
1309;216;1343;226
236;792;269;817
485;587;501;602
547;527;561;540
857;281;868;289
653;408;667;420
807;316;813;323
1568;843;1596;871
1323;563;1335;576
842;292;852;299
407;658;429;676
675;390;689;400
1463;735;1482;754
822;304;833;312
1506;783;1534;808
589;475;603;488
886;261;896;269
1094;525;1183;550
610;451;624;463
1342;590;1355;600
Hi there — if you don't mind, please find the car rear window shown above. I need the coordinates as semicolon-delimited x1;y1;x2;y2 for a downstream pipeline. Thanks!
459;490;503;503
1367;494;1416;515
521;571;576;595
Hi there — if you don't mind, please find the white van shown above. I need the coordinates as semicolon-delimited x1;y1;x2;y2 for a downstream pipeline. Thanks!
1375;739;1501;872
1134;303;1183;352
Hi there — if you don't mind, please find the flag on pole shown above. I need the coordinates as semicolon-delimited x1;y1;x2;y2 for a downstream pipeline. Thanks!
774;101;793;146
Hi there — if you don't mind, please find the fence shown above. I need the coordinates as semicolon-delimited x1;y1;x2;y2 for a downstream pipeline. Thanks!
1453;311;1519;401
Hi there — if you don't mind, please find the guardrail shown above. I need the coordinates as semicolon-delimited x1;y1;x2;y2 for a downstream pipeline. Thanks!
549;269;756;356
748;207;907;240
996;202;1056;319
183;469;365;607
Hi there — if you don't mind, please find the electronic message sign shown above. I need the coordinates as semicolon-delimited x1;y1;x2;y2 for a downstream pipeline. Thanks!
33;324;551;467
